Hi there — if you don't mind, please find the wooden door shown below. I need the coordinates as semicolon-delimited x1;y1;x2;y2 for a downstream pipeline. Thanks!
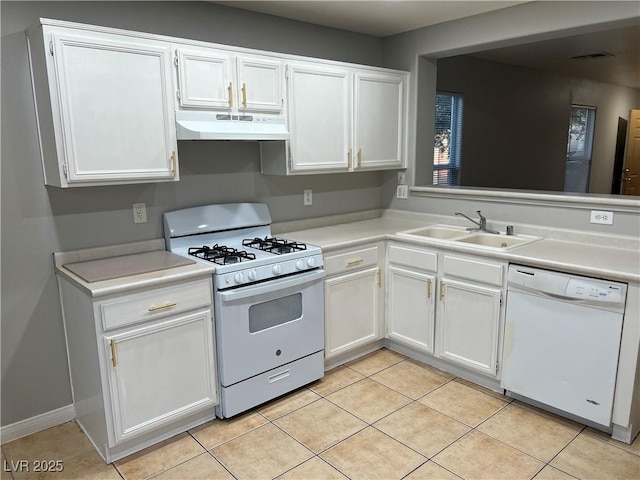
622;109;640;195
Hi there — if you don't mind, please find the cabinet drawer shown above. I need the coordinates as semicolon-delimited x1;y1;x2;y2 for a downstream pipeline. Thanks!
443;255;505;286
388;244;437;272
324;245;379;276
99;278;212;331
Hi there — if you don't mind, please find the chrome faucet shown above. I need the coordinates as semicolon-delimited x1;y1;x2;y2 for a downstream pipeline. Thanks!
455;210;500;234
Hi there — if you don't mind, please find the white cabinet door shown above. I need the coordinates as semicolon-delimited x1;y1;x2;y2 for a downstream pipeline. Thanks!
436;279;502;376
287;63;351;173
104;309;217;445
176;47;234;110
325;266;381;359
236;55;284;113
387;266;436;353
50;31;177;185
353;72;406;170
176;49;283;114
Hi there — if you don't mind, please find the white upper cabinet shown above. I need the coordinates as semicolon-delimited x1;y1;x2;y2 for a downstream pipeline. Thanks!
286;62;351;173
175;46;284;114
262;62;408;175
28;24;179;187
354;72;406;170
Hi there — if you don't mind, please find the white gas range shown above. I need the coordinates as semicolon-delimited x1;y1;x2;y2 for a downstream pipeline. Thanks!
163;203;325;418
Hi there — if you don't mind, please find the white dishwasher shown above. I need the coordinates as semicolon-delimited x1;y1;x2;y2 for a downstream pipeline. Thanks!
501;265;627;427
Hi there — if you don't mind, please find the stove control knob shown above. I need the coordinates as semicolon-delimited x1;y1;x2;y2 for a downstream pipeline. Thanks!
272;264;282;275
307;257;316;268
296;259;305;270
234;272;245;284
248;269;257;281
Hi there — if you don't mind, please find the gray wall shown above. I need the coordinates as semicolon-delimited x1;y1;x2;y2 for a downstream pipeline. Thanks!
436;55;640;193
381;1;639;234
1;1;384;426
3;0;640;428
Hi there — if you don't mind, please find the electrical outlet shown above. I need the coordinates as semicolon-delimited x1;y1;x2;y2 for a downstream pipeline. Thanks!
590;210;614;225
133;202;147;224
398;171;406;185
304;189;312;206
396;185;408;199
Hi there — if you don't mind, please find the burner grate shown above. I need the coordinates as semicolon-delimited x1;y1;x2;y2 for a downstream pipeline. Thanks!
188;244;256;265
242;237;307;255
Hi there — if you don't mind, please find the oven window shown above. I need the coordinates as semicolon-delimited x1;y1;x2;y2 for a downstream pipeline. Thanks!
248;293;303;333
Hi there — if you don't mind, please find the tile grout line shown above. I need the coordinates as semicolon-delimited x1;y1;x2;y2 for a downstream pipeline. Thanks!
186;431;238;480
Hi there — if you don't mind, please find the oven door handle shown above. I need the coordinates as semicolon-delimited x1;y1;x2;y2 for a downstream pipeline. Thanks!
219;269;325;303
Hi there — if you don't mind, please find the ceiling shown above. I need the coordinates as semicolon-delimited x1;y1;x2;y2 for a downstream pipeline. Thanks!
213;1;526;37
212;1;640;89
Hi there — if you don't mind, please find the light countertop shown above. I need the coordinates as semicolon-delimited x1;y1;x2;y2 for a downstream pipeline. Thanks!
280;212;640;283
54;240;215;298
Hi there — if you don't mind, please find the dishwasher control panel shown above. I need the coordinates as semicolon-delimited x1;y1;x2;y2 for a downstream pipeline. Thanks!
566;279;625;303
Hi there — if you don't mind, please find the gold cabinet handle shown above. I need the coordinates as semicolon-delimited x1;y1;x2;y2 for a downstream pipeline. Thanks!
377;269;381;288
228;82;233;108
440;281;445;301
110;340;117;367
348;149;353;168
427;279;432;299
241;82;247;108
357;149;362;168
347;258;363;267
170;151;177;176
148;302;177;312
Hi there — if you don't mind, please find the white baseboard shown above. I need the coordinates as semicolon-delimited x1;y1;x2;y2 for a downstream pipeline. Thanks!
1;405;76;444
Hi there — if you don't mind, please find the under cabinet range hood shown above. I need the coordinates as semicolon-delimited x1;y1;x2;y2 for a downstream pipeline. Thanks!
175;111;290;141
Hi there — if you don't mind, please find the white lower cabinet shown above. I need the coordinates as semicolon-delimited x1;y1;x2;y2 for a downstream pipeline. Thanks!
386;244;438;353
104;310;216;444
436;278;502;376
58;275;217;462
324;244;384;360
384;243;506;380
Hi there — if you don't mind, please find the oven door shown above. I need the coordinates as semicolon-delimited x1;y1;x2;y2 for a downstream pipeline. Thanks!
215;269;325;387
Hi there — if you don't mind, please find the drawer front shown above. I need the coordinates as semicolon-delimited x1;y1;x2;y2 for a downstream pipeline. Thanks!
388;244;437;272
100;278;212;331
324;245;379;276
443;255;504;286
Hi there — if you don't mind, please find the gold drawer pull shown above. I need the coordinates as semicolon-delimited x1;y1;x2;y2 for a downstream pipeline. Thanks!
148;302;177;312
110;340;118;367
228;82;233;108
427;279;432;299
347;258;363;267
357;149;362;167
242;82;247;108
440;281;445;301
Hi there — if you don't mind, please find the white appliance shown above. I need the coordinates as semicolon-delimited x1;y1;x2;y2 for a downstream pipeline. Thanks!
163;203;324;418
175;110;290;140
501;265;627;427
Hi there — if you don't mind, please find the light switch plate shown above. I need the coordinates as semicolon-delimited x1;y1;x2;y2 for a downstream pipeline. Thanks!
396;185;408;199
397;171;406;185
303;189;312;206
590;210;613;225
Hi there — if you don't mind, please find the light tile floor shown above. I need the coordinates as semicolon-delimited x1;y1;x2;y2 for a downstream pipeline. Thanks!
3;349;640;480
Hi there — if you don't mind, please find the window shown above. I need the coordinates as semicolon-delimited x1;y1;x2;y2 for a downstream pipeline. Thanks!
564;105;596;193
433;92;463;185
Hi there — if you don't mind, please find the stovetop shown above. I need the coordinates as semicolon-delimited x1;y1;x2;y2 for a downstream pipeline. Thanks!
163;204;324;288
